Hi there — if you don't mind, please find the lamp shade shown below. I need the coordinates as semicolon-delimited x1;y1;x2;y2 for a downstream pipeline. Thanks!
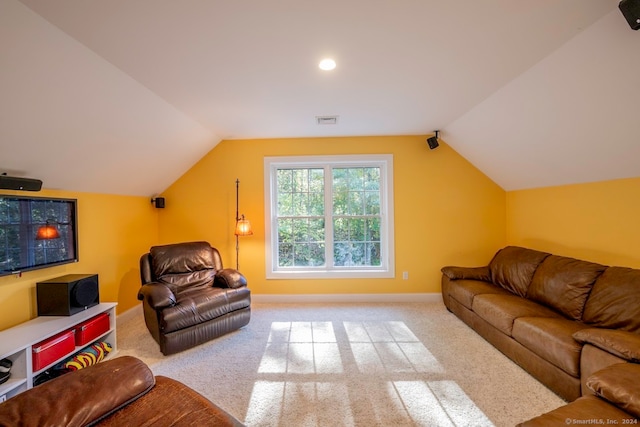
235;216;253;236
36;223;60;240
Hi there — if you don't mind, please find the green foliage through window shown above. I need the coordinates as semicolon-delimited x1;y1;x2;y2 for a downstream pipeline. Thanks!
276;166;382;268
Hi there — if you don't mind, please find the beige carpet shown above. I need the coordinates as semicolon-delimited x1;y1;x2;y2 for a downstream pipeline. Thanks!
116;301;565;426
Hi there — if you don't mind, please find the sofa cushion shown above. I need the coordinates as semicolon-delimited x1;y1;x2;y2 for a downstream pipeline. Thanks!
96;376;244;427
489;246;550;297
526;255;607;320
472;294;561;336
517;395;634;427
583;267;640;333
587;363;640;419
512;317;589;377
447;279;512;310
0;356;155;427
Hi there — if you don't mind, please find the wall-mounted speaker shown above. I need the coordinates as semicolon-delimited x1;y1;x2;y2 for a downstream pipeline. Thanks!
0;175;42;191
620;0;640;30
151;197;165;209
37;274;99;316
427;130;440;150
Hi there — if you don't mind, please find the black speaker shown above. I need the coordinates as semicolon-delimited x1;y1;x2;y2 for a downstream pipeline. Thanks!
620;0;640;30
0;175;42;191
37;274;99;316
427;136;439;150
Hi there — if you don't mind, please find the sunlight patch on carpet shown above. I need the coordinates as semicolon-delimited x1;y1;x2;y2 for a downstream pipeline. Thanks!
249;321;494;426
345;321;444;374
245;381;354;426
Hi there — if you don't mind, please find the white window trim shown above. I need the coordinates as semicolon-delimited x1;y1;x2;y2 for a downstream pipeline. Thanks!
264;154;395;279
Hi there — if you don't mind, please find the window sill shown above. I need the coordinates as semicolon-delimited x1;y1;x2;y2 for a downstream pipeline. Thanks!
266;269;395;280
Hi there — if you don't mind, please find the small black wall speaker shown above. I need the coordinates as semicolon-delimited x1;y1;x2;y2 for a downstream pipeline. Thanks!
151;197;165;209
0;175;43;191
620;0;640;30
427;136;439;150
37;274;99;316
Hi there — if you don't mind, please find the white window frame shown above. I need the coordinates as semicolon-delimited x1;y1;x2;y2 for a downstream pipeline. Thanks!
264;154;395;279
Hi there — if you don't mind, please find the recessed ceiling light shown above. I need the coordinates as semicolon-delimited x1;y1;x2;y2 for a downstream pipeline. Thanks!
319;58;336;71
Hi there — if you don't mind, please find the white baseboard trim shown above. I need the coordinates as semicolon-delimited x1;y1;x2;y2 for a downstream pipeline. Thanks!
251;293;442;304
116;294;442;318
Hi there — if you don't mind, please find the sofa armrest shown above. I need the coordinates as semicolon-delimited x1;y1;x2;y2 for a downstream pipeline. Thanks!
214;268;247;289
573;328;640;363
0;356;155;427
138;282;176;309
441;266;490;281
587;363;640;419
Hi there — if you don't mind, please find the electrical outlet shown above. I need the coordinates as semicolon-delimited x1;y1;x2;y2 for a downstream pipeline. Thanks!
402;271;409;280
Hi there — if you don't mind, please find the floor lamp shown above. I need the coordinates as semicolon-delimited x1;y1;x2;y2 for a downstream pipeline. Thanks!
235;179;253;270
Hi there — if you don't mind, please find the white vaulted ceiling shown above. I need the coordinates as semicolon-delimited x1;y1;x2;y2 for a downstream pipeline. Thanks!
1;0;637;196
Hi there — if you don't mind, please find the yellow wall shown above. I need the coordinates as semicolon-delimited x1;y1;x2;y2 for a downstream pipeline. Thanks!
160;135;506;294
0;189;158;330
506;177;640;268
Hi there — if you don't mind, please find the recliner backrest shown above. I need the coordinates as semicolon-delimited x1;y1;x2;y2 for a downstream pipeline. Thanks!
142;241;223;293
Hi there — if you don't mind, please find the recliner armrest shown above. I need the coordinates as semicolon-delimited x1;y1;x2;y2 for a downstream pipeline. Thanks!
441;266;490;281
214;268;247;289
138;282;176;309
574;328;640;363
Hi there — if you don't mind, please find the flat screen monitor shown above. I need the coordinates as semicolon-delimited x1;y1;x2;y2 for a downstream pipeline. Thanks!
0;195;78;277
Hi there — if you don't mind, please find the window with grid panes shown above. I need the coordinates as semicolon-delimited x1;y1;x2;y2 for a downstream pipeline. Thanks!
264;155;394;279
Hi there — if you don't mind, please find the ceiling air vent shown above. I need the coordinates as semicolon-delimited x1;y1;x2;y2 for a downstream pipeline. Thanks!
316;115;338;125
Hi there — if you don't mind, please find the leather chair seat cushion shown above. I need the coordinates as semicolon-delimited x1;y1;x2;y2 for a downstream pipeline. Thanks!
512;317;590;377
472;294;561;336
448;279;512;310
161;287;251;333
488;246;550;297
526;255;606;321
587;363;640;418
583;267;640;333
517;395;634;427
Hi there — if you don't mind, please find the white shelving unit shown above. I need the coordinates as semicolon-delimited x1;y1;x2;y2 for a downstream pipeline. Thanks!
0;302;117;400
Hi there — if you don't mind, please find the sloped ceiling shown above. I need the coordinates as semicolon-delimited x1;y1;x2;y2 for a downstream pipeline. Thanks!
1;0;635;196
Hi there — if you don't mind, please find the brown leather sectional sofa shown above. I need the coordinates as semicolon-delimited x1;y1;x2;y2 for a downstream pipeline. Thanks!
0;356;244;426
441;246;640;422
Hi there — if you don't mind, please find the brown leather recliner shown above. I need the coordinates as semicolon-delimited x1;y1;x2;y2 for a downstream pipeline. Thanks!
138;241;251;355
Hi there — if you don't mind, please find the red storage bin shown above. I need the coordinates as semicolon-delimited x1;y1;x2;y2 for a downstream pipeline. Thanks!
32;330;75;371
74;313;110;346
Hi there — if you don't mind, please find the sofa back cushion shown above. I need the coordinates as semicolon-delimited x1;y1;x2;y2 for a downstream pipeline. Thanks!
582;267;640;333
527;255;607;320
150;241;222;293
489;246;550;297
